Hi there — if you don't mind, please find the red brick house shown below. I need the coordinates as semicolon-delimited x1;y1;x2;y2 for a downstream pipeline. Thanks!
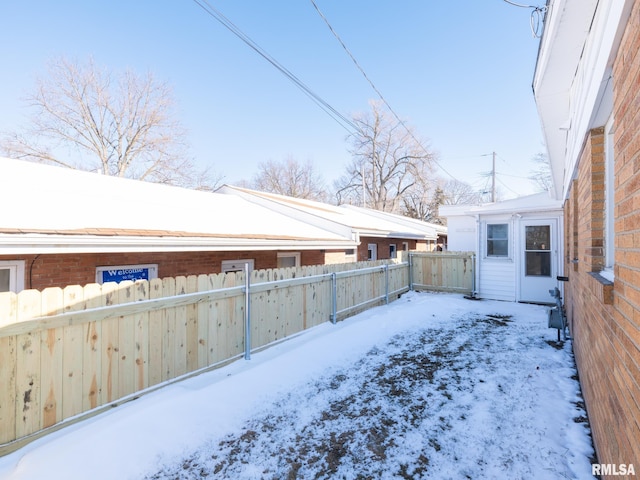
0;158;357;292
534;0;640;469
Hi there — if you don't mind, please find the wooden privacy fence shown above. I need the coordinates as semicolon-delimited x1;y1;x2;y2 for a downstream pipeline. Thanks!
0;253;472;452
410;252;475;294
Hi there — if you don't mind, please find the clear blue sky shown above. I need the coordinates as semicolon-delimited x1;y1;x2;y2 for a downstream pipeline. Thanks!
0;1;546;199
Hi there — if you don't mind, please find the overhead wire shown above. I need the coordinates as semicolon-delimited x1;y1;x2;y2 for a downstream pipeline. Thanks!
309;0;461;183
191;0;360;134
502;0;548;38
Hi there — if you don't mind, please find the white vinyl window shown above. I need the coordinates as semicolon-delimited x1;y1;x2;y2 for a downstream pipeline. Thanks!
221;259;254;274
277;252;300;269
487;224;509;257
0;260;25;293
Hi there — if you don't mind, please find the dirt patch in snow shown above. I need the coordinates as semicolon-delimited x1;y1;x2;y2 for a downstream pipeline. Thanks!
145;311;591;479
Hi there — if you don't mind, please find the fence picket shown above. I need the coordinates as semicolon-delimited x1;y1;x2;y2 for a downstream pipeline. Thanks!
40;288;63;429
134;281;150;392
117;281;136;399
147;279;164;387
161;277;176;382
62;285;85;420
0;292;17;444
101;282;119;403
83;283;102;410
15;289;42;438
196;274;211;369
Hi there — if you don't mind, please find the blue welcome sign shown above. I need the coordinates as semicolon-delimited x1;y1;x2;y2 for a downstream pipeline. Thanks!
97;264;158;284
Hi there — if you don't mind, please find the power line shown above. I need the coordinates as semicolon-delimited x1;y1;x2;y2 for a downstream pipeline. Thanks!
502;0;548;38
309;0;460;183
191;0;360;134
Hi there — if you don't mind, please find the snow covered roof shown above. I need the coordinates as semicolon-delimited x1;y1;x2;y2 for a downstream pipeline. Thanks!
439;192;563;217
219;185;439;241
341;205;447;237
0;158;357;254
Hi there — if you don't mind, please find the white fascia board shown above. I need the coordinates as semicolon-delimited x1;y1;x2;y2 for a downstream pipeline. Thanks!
356;229;433;241
563;0;632;199
219;185;357;241
534;0;633;201
0;234;358;255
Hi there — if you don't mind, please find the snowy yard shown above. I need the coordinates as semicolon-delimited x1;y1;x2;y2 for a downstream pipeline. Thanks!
0;292;595;479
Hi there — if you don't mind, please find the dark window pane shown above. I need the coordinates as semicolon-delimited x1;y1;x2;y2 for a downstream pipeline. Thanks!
526;251;551;276
525;226;550;250
487;224;508;256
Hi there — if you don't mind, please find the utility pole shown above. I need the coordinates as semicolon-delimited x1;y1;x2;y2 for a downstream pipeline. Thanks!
361;165;366;208
492;151;496;203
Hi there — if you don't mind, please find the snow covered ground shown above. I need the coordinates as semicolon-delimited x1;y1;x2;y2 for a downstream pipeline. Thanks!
0;291;595;479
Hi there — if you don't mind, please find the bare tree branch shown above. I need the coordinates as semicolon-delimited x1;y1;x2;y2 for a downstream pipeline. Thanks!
0;57;222;190
334;100;436;213
249;156;329;201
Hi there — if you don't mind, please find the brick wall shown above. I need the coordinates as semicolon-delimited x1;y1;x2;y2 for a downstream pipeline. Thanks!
0;249;338;291
565;1;640;470
356;237;419;261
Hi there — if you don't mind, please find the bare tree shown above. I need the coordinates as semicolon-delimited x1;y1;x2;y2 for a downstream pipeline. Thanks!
441;179;484;205
335;101;436;212
249;156;328;201
528;152;553;193
1;57;220;190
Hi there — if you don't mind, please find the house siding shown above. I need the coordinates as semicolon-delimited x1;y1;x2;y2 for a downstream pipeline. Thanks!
565;3;640;469
478;217;517;301
0;250;335;291
479;260;516;301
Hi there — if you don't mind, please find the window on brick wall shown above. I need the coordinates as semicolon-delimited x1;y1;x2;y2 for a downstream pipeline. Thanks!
604;115;615;279
221;259;254;274
277;252;300;268
0;260;25;293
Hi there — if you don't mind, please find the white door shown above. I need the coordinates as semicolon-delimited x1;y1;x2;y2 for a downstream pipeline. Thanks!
520;221;557;303
367;243;377;260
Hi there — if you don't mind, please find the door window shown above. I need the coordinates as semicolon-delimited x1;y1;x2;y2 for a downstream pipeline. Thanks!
525;225;551;277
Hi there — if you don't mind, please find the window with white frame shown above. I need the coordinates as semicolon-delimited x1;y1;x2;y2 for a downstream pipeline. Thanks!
604;115;615;277
277;252;300;269
486;224;509;257
221;259;254;273
389;244;397;259
0;260;25;293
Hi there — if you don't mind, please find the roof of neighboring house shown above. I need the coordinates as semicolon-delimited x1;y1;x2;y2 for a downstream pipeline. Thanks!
219;185;441;241
0;158;357;254
341;204;447;237
439;192;563;217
